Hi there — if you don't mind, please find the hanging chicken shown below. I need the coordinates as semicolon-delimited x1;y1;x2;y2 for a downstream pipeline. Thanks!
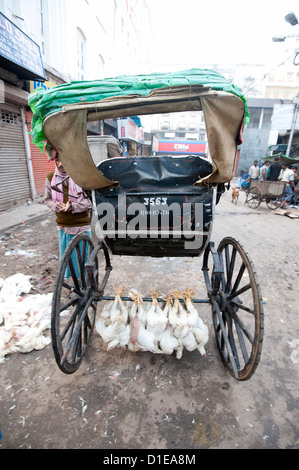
183;288;209;356
159;293;180;355
146;290;167;340
128;290;160;353
96;286;129;350
94;285;209;360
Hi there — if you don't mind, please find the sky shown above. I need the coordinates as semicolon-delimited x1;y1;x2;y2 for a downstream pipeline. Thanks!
146;0;299;70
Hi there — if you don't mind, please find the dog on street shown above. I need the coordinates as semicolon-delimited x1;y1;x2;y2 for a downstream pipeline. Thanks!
231;186;239;204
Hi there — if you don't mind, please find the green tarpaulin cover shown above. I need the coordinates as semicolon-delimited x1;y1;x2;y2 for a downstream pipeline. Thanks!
28;68;249;152
261;154;299;165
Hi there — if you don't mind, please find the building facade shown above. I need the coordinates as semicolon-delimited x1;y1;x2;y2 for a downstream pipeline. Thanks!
236;98;278;175
0;0;154;209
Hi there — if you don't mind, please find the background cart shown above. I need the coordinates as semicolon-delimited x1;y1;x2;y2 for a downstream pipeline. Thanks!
29;69;264;381
245;179;286;209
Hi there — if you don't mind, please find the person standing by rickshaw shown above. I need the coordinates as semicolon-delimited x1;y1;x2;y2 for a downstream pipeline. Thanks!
45;155;92;275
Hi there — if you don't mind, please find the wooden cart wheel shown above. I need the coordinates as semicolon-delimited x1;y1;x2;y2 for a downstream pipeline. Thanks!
265;196;283;210
246;186;262;209
51;233;99;374
204;237;264;381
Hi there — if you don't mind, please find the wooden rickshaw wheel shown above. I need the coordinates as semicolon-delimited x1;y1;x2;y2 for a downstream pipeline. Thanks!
265;196;283;210
203;237;264;381
51;233;98;374
246;186;262;209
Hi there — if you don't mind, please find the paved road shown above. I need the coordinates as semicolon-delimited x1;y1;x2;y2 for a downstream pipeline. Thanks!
0;188;298;450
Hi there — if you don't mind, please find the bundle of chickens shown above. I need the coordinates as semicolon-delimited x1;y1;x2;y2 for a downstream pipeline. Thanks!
0;273;52;363
96;287;209;359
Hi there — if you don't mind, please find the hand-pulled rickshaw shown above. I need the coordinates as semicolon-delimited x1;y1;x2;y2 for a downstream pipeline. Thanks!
29;69;264;381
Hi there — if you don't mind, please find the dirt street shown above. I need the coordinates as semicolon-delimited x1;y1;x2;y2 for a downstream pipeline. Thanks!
0;187;298;450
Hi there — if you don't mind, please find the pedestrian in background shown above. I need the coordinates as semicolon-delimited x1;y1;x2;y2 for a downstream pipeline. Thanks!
259;161;270;181
267;157;282;181
249;160;260;181
44;156;92;271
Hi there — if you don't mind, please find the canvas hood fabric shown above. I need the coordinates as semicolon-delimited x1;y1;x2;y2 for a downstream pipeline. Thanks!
28;68;249;189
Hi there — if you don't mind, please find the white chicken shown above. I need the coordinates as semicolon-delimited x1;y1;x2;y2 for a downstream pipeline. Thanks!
10;325;51;353
184;288;209;356
0;273;32;299
181;330;198;352
109;286;128;324
96;286;129;350
127;290;160;353
95;317;117;343
107;323;130;351
0;273;53;362
169;291;189;340
159;327;179;355
0;328;16;363
94;285;208;359
156;293;178;355
146;290;167;340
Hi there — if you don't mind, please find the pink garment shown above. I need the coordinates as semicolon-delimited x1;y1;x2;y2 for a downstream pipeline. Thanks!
51;166;85;203
45;173;93;235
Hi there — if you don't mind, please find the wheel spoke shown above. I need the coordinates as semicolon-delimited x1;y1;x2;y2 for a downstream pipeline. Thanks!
226;246;236;293
229;308;254;344
234;320;249;363
60;295;94;365
228;282;251;300
230;262;246;296
213;300;239;379
223;310;241;370
60;301;82;342
60;295;79;313
231;300;255;315
67;257;80;291
62;281;84;297
75;239;87;289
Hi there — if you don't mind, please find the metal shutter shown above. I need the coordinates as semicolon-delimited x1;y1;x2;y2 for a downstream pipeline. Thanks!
0;104;31;211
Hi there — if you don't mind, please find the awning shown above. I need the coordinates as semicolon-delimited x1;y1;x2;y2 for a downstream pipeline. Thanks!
261;154;299;165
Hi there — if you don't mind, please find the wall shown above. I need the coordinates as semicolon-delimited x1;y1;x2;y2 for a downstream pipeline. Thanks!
237;128;271;173
236;98;277;175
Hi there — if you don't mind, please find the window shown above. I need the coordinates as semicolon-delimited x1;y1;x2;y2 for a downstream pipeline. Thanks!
77;28;86;80
247;108;262;128
161;121;170;130
39;0;45;55
261;108;272;129
0;109;22;125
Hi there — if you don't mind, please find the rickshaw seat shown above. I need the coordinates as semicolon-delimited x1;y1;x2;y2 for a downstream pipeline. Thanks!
96;155;213;190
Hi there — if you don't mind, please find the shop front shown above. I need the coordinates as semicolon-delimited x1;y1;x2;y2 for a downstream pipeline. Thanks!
117;117;144;156
156;139;207;156
26;81;57;196
0;12;46;209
